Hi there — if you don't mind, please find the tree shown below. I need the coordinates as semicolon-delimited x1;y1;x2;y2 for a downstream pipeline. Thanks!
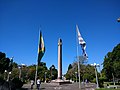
102;43;120;81
65;62;77;80
12;62;18;68
68;64;72;71
11;68;19;79
27;65;36;80
0;52;10;74
49;65;58;80
81;64;95;82
65;62;95;82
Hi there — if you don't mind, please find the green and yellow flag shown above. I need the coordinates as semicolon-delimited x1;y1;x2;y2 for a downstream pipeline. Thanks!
38;31;45;65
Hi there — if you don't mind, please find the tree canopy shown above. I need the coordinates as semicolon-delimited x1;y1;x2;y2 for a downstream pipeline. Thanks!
65;61;95;82
102;43;120;81
0;52;10;74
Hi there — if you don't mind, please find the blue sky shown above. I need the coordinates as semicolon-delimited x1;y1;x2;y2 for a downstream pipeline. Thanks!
0;0;120;74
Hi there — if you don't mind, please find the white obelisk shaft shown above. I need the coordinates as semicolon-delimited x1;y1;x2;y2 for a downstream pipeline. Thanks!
58;38;62;79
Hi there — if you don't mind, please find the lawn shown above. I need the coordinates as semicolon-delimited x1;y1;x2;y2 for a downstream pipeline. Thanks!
96;88;120;90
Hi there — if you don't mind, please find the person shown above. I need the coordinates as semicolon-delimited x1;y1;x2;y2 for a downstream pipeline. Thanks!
37;78;41;90
85;79;88;83
30;80;34;89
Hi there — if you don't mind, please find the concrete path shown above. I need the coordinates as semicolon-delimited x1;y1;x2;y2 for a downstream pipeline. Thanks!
22;83;96;90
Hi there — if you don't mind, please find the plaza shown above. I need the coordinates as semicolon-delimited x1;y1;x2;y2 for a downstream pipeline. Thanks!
22;83;96;90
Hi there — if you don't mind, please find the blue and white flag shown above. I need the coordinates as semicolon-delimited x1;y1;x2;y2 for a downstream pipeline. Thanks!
76;25;88;59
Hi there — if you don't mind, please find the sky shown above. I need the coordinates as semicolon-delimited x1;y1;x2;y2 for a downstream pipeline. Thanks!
0;0;120;74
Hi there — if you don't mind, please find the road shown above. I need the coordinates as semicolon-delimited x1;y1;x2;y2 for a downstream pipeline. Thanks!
22;82;96;90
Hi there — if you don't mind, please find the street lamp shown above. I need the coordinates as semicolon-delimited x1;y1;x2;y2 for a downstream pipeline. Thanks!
51;66;54;80
91;63;99;89
45;72;47;83
18;66;22;79
7;72;11;81
4;70;7;80
18;64;26;79
75;72;77;83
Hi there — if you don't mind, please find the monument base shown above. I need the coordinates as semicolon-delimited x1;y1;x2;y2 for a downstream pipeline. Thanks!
50;79;71;85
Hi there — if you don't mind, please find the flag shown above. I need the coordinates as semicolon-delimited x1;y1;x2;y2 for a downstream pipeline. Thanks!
38;31;45;64
76;25;88;58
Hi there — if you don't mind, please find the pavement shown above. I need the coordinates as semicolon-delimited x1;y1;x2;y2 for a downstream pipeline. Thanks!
22;82;96;90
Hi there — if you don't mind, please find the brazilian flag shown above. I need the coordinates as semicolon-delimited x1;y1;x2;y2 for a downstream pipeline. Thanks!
38;31;45;65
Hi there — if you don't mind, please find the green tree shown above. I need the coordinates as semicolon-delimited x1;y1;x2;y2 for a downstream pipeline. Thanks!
11;68;19;79
81;64;95;82
68;64;72;71
65;62;77;80
65;62;95;82
0;52;10;74
12;62;18;68
27;65;36;80
49;65;58;80
102;43;120;81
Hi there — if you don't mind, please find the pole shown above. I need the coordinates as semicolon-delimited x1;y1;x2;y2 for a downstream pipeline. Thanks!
35;64;38;87
35;30;40;88
78;60;81;89
7;72;9;81
4;70;7;80
45;72;47;83
7;72;11;81
76;25;81;89
75;72;77;83
94;66;99;88
112;73;115;85
76;74;77;83
19;67;21;79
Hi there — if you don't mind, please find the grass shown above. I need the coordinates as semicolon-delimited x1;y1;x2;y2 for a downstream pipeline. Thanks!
96;88;120;90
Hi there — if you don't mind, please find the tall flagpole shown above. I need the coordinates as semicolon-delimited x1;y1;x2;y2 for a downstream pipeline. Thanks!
35;61;38;87
76;25;81;89
35;30;40;88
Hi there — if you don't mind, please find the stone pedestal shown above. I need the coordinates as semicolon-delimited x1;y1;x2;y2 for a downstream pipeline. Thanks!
51;79;71;85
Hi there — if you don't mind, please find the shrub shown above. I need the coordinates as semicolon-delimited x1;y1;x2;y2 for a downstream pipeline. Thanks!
12;78;23;89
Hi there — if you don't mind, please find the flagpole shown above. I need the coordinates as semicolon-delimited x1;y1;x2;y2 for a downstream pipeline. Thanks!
76;25;81;89
35;62;38;88
35;30;40;88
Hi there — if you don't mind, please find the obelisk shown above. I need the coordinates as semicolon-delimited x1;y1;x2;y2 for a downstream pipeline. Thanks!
51;38;70;85
58;38;62;79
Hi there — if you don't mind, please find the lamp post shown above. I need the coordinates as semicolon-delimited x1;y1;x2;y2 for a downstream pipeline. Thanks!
75;72;77;83
18;64;26;79
91;63;99;89
45;72;47;83
4;70;7;80
51;66;54;80
112;73;115;85
18;66;21;79
7;72;11;81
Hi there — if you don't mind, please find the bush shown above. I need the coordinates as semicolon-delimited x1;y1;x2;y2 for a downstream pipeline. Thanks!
12;78;23;89
99;77;104;88
0;77;5;85
109;82;120;85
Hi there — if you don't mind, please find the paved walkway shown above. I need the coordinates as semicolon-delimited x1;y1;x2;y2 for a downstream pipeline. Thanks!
22;83;96;90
